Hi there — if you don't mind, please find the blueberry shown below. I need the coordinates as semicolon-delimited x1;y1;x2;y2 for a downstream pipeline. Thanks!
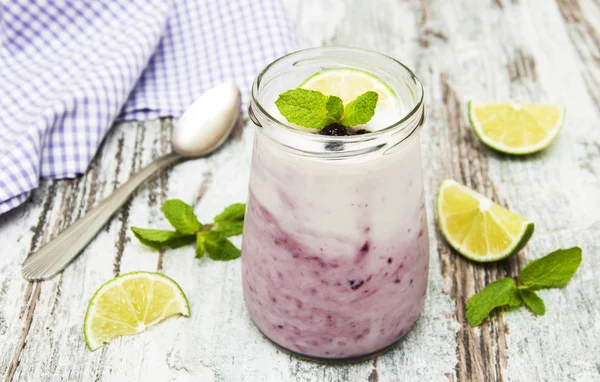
349;279;364;290
360;241;369;253
319;123;348;136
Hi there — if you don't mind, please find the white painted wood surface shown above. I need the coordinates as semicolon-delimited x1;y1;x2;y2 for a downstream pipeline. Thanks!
1;0;599;381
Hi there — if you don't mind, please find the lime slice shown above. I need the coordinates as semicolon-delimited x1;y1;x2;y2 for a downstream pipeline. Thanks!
437;179;534;262
300;68;399;121
469;100;565;155
84;272;190;351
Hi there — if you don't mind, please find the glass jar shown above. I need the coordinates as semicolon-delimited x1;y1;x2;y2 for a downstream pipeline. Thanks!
243;47;428;361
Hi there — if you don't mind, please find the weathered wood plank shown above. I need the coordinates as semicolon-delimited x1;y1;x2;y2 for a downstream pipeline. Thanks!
1;0;599;381
557;0;600;112
419;1;600;381
496;1;600;380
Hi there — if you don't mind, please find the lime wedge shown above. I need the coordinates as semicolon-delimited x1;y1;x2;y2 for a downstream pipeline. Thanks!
437;179;534;262
300;68;397;106
469;100;565;155
84;272;190;351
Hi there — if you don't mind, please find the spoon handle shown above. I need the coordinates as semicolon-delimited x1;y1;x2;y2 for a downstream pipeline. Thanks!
22;152;183;281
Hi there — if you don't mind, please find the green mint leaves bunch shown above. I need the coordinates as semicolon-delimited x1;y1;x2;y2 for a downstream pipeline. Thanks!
275;88;378;129
466;247;582;327
131;200;245;261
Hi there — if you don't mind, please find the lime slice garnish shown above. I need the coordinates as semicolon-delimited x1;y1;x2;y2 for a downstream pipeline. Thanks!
300;68;399;114
469;100;565;155
84;272;190;351
437;179;534;262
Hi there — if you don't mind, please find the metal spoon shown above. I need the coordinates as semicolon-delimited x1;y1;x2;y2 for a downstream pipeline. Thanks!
22;82;242;280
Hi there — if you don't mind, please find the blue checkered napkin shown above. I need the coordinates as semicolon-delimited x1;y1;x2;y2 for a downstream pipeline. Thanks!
0;0;301;213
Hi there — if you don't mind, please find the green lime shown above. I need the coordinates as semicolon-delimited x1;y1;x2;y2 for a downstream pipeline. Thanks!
469;100;565;155
437;179;534;262
84;272;190;351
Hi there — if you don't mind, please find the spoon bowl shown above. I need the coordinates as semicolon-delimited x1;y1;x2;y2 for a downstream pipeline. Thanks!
173;82;241;157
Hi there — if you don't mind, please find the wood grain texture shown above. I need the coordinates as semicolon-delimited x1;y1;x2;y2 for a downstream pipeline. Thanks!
1;0;599;381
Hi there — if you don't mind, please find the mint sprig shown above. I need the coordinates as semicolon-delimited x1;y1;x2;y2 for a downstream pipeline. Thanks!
466;247;582;327
131;199;245;261
275;88;378;129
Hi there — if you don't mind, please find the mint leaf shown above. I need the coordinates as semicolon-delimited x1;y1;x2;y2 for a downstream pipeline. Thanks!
340;91;378;127
213;221;244;237
198;231;241;261
131;227;194;250
133;201;245;260
131;227;175;250
161;199;202;234
275;89;335;129
518;247;582;290
214;203;246;222
326;95;344;120
196;232;206;258
131;227;179;243
519;289;546;315
466;278;523;327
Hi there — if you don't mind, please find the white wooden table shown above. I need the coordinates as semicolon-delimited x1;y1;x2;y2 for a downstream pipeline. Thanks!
1;0;599;381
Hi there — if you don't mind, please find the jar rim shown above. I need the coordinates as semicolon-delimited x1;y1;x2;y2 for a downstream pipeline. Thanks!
250;46;425;140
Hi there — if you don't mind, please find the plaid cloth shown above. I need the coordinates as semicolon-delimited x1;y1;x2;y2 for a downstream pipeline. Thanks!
0;0;301;213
